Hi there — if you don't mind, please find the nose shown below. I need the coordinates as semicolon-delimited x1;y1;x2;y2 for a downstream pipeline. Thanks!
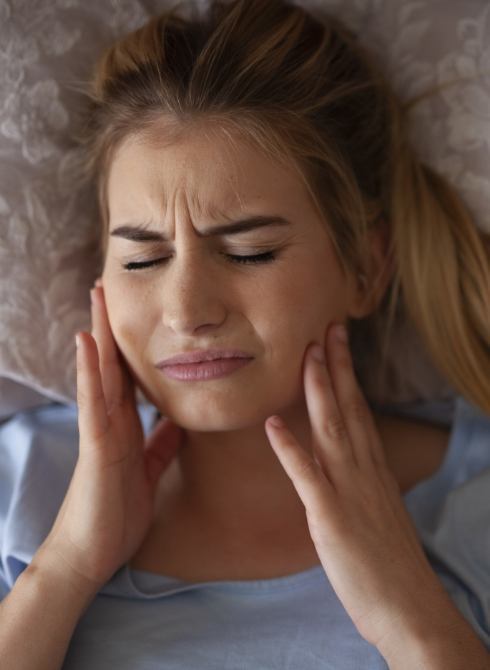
161;249;228;336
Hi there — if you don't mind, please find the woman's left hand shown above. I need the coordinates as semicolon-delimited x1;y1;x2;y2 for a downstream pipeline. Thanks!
264;322;447;651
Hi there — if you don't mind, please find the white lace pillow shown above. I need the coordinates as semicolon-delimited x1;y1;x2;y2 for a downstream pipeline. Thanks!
0;0;488;419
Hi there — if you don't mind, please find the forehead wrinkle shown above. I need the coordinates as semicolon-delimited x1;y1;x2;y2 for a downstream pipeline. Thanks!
110;122;290;236
160;160;246;230
156;122;249;223
197;122;249;216
173;183;242;231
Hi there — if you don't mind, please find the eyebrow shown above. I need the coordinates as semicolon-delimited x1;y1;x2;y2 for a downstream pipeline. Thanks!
109;215;291;242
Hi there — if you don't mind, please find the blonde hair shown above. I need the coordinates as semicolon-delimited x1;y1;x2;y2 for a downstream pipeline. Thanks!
75;0;490;415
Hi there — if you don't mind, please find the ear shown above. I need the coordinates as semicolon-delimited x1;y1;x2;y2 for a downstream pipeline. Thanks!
347;219;395;319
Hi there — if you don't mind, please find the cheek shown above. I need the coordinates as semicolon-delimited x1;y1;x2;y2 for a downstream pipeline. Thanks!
262;261;344;338
104;287;148;360
252;276;319;379
116;320;142;353
256;269;347;401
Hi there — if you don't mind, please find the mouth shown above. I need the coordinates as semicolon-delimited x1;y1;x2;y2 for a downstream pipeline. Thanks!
157;357;253;381
155;349;253;367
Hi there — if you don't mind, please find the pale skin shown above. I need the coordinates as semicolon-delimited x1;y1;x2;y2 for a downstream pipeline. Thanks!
44;123;489;666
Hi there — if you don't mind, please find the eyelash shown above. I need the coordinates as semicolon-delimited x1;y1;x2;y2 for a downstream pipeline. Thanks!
122;251;277;271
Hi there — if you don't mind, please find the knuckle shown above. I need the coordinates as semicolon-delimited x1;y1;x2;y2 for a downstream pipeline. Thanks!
106;394;124;416
77;386;104;412
296;455;320;482
76;389;90;411
344;398;369;425
322;414;347;441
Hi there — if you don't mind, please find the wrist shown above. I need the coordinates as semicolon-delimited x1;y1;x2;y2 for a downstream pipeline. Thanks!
29;543;102;609
377;595;488;670
381;629;489;670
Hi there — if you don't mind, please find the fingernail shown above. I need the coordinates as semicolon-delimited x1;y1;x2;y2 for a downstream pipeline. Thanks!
95;278;102;288
268;415;284;428
334;324;348;344
75;333;81;348
311;343;325;363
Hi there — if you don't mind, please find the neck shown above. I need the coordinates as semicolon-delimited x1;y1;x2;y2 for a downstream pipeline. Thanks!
156;400;316;540
152;404;396;542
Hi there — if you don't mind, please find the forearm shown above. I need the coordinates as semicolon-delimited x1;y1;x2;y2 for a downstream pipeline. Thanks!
378;592;490;670
0;544;99;670
383;629;489;669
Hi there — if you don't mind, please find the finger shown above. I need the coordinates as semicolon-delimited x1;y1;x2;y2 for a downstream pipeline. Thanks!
76;331;110;445
265;415;335;515
90;286;130;415
144;418;183;490
304;339;356;474
327;323;387;469
145;417;183;460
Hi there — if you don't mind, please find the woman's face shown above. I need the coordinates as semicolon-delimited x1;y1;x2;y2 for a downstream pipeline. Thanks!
102;126;360;431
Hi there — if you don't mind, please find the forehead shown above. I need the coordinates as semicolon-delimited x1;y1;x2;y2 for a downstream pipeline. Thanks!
106;124;316;221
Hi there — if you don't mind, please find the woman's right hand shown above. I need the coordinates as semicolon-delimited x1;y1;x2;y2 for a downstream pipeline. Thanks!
42;281;183;593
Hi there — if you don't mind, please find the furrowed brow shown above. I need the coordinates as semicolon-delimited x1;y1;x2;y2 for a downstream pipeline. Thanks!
109;215;291;242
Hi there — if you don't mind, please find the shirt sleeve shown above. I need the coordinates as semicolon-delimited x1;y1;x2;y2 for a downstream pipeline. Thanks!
0;403;77;597
418;398;490;650
0;410;31;599
0;570;9;601
0;401;159;600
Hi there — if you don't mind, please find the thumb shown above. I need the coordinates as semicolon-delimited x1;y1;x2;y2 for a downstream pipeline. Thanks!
144;417;183;490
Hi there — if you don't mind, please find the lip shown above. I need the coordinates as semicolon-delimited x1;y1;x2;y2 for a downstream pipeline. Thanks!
155;349;253;367
158;358;253;381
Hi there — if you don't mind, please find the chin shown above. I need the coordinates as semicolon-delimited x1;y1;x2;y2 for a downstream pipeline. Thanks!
135;366;304;431
161;403;265;433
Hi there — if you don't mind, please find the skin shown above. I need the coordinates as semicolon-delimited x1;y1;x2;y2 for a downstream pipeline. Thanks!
100;124;393;560
61;121;488;664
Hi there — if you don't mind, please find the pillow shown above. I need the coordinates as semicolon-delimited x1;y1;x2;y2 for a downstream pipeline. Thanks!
1;0;488;418
0;0;163;413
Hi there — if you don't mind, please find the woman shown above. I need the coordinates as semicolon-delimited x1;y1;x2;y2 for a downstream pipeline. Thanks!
1;0;489;668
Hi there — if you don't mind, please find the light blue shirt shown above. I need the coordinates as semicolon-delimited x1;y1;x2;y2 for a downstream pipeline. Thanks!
0;395;489;668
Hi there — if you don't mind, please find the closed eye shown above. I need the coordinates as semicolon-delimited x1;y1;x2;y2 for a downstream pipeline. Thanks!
122;251;277;271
